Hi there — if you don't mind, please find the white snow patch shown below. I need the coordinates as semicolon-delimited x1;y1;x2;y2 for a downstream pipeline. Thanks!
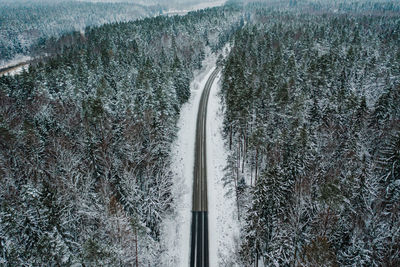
0;64;29;77
190;0;226;11
0;56;31;77
164;0;226;16
207;69;240;267
0;56;31;70
160;50;218;267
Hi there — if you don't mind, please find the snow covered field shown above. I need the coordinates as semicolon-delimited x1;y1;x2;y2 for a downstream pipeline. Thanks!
164;0;226;16
161;47;239;266
0;56;30;77
0;64;29;77
0;56;31;70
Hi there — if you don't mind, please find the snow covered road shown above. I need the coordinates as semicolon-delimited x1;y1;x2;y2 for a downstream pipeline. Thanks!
190;66;220;267
161;48;239;267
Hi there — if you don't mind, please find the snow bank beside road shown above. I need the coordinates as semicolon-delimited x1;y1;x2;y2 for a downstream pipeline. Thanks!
0;56;31;70
207;71;240;267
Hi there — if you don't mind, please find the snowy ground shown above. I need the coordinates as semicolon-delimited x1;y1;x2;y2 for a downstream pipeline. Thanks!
0;64;29;77
160;46;239;266
164;0;226;16
0;56;31;70
0;56;30;77
207;67;240;267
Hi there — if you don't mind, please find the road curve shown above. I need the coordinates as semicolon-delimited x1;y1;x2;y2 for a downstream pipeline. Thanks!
0;62;29;77
190;67;220;267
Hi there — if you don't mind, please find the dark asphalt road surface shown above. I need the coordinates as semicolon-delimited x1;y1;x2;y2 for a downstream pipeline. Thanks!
190;67;220;267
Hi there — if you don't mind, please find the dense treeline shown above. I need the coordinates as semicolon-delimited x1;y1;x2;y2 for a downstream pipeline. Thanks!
221;4;400;266
0;6;241;265
0;0;159;63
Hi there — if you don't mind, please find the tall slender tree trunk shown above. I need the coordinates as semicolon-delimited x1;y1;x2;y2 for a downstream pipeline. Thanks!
229;125;232;150
256;250;259;267
242;132;246;173
255;147;258;184
237;139;240;182
236;140;240;219
135;228;139;267
250;164;253;186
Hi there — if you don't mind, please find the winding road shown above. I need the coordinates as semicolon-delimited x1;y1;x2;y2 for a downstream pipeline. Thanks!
190;67;220;267
0;62;29;77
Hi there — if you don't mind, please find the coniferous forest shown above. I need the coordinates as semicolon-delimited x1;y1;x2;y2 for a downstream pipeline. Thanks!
1;0;400;266
0;6;241;265
222;2;400;266
0;0;162;63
